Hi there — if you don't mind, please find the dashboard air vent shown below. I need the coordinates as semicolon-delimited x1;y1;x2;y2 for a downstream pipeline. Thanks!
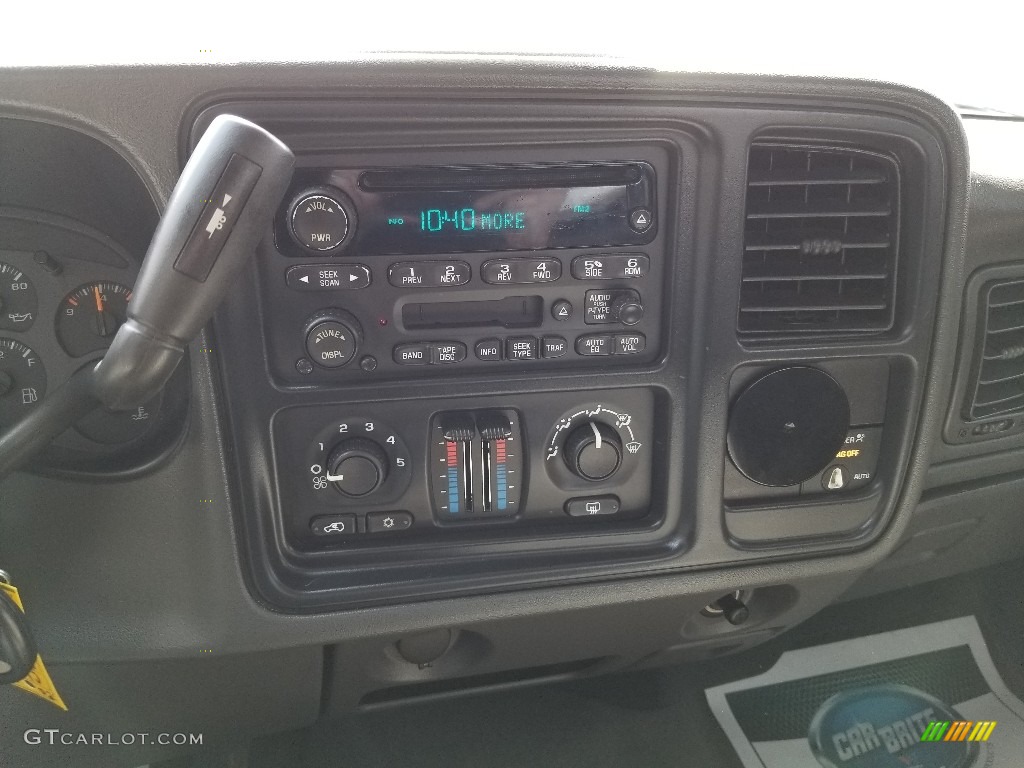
966;278;1024;420
740;144;900;335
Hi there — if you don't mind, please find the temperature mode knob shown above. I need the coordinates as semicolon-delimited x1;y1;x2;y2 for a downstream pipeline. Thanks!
326;437;389;497
563;421;622;481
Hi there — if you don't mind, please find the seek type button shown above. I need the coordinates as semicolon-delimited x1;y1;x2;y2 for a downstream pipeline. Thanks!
506;337;538;360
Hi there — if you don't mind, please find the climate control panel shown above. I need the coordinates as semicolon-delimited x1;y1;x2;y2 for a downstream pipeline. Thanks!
271;389;657;550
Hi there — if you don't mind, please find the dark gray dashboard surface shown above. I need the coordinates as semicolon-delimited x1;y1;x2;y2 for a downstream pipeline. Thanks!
0;60;972;654
4;60;1018;768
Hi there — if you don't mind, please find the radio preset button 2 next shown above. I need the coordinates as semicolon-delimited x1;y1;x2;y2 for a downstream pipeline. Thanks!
286;264;371;290
481;258;561;284
388;261;471;288
571;254;650;280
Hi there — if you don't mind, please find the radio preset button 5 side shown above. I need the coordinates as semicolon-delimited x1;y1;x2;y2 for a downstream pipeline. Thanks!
571;254;650;280
388;261;471;288
481;258;561;284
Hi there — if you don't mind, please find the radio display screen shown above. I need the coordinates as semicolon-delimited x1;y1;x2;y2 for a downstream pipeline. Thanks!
313;162;657;256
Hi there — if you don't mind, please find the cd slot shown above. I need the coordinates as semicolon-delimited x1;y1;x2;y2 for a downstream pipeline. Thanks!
403;296;543;330
360;163;643;192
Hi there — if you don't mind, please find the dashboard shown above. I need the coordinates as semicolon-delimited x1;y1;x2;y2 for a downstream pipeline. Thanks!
0;60;1022;767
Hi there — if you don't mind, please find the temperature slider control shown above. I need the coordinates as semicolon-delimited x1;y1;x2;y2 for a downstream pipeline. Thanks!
429;409;523;520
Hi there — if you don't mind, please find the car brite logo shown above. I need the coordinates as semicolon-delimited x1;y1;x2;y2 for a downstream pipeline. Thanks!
808;684;992;768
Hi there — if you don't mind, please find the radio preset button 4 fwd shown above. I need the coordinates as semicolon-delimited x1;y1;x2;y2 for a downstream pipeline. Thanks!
481;258;561;284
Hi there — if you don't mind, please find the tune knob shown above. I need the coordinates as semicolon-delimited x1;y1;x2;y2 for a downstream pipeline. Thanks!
563;421;622;481
304;309;362;369
326;438;389;497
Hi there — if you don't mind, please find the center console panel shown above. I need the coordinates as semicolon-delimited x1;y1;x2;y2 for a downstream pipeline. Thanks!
194;94;953;613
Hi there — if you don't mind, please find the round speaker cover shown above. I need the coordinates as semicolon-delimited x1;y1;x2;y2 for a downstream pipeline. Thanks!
727;367;850;487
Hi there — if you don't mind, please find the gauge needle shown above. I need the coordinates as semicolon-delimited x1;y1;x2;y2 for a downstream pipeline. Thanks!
93;285;104;313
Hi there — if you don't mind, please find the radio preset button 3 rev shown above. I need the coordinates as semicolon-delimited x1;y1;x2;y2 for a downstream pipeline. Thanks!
286;264;371;291
481;258;562;284
570;254;649;280
388;261;471;288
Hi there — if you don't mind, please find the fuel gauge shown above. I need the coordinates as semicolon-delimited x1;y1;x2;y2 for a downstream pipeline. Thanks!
0;338;46;428
56;281;132;357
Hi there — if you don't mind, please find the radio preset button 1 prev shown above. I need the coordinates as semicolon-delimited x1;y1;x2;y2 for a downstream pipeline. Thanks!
388;261;471;288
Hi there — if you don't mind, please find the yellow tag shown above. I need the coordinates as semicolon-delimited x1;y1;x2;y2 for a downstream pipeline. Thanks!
0;581;68;711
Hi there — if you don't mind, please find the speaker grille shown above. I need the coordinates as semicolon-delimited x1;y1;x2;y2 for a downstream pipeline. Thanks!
740;144;900;336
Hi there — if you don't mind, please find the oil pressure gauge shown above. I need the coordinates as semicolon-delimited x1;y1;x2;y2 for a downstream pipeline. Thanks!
0;338;46;428
56;281;132;357
0;262;38;331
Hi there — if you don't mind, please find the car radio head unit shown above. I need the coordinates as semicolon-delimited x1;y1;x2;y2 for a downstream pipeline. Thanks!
275;162;657;258
260;151;669;384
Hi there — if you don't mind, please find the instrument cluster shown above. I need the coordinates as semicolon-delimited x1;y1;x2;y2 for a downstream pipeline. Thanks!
0;212;187;474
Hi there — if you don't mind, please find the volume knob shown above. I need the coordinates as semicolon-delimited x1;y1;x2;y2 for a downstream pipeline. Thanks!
563;421;622;481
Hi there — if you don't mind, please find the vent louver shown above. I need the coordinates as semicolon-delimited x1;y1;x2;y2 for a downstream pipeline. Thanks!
740;144;900;335
966;278;1024;420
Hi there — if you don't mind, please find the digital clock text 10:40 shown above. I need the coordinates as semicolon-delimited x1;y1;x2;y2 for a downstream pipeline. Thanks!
417;209;527;233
